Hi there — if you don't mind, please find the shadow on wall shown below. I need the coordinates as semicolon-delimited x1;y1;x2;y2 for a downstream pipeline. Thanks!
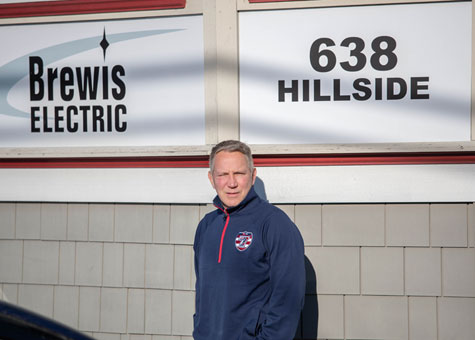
255;177;319;339
300;256;319;340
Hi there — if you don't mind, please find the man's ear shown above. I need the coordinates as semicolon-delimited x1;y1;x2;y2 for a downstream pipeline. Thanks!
208;171;216;189
251;168;257;185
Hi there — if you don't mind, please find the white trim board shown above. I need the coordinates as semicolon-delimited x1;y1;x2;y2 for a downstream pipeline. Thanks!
0;164;474;203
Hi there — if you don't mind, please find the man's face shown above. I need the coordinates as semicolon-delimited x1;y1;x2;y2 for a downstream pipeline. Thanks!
208;151;257;209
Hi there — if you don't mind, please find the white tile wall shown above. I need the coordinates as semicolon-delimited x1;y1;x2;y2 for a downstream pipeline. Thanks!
115;204;153;243
305;246;359;295
408;297;437;340
313;295;343;339
172;291;194;336
438;297;475;340
153;205;171;244
386;204;429;246
361;247;404;295
295;205;322;246
78;286;101;331
170;205;199;245
469;204;475;247
345;295;408;340
100;288;127;333
174;246;192;290
59;241;76;285
23;240;59;284
430;204;468;247
41;203;67;240
322;204;385;246
405;247;441;296
442;248;475;297
103;242;124;287
94;333;121;340
89;204;114;242
145;244;174;289
2;202;475;340
145;289;172;334
76;242;103;286
0;203;15;238
67;204;89;241
0;240;23;283
123;243;145;288
16;203;41;239
54;285;79;328
18;284;54;317
0;283;18;303
127;289;145;333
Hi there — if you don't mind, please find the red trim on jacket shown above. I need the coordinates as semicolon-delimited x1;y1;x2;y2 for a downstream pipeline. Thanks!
215;205;230;264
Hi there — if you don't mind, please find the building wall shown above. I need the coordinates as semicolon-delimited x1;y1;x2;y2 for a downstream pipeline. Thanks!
1;201;474;340
0;1;474;340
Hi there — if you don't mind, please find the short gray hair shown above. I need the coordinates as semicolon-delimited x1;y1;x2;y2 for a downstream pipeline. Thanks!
209;140;254;173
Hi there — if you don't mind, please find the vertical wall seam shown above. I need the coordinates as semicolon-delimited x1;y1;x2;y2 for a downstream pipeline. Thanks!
407;295;410;340
101;241;105;288
359;246;362;296
113;204;116;242
190;245;194;291
14;202;17;239
384;203;387;247
125;288;129;334
466;203;470;247
173;245;176;289
168;204;172;245
77;286;81;330
87;203;90;241
151;205;155;244
436;296;440;340
343;294;346;340
21;239;24;284
121;243;125;287
73;241;77;287
98;286;102;332
440;247;444;297
66;203;70;241
320;204;323;247
39;203;43;240
429;204;432;248
142;287;146;335
52;284;56;320
57;241;61;285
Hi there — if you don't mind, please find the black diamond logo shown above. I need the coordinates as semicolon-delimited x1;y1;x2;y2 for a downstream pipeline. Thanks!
100;28;109;61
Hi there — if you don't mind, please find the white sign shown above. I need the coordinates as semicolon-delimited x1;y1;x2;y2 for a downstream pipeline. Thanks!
0;15;205;147
239;2;472;144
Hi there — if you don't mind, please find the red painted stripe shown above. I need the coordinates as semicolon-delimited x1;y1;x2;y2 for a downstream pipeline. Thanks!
218;209;230;264
249;0;298;3
1;152;475;168
0;0;186;18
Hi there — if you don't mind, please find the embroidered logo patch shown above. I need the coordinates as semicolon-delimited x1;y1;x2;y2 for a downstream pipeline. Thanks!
235;231;253;251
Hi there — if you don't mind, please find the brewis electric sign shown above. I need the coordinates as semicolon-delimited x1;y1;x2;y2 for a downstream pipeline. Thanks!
239;1;472;144
0;16;205;147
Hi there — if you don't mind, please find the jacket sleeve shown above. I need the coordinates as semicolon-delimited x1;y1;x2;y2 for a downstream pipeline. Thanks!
257;210;306;340
193;219;203;323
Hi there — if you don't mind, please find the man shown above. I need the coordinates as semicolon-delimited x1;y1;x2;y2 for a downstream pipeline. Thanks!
193;140;305;340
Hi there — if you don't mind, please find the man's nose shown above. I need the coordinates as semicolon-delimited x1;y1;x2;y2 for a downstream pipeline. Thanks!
228;174;237;187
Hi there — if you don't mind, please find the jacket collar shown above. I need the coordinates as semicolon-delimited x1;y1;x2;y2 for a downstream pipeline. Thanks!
213;186;259;214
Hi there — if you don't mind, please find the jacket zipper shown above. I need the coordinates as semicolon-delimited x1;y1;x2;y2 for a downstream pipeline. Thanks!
216;206;230;263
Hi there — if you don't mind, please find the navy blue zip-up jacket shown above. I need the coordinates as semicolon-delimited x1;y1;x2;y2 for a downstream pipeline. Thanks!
193;186;305;340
